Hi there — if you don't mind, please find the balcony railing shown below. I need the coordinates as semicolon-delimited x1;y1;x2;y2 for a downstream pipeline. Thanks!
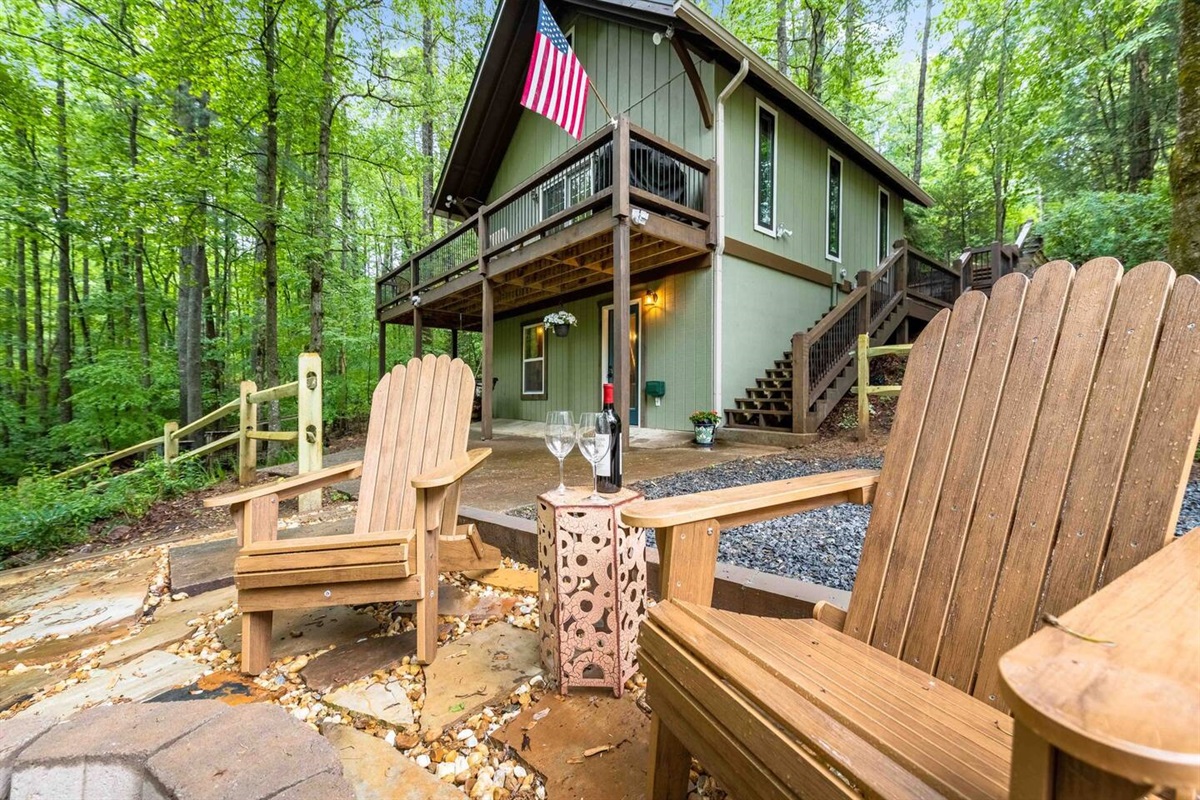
376;118;714;315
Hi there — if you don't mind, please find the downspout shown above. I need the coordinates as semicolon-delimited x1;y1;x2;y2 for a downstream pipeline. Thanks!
713;58;750;416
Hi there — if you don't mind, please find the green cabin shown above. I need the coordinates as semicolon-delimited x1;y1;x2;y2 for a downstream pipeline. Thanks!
376;0;963;438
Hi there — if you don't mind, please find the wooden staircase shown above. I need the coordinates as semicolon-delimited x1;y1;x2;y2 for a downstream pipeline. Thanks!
725;241;962;434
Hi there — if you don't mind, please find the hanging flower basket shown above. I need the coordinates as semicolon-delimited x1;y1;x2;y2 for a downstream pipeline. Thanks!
544;311;577;338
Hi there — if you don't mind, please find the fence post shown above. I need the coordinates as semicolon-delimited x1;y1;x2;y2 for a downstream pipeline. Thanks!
163;422;179;463
297;353;323;513
857;334;870;441
894;239;908;296
239;380;258;486
791;331;808;433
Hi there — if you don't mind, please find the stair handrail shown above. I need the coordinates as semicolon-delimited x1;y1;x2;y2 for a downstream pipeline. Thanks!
789;241;909;433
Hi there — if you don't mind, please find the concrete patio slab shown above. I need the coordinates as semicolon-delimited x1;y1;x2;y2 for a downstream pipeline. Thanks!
493;692;649;800
322;724;463;800
420;624;541;734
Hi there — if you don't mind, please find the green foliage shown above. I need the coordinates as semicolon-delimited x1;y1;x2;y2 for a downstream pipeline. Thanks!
1042;190;1172;267
0;459;219;560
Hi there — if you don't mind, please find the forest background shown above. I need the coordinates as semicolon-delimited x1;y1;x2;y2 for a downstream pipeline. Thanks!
0;0;1192;483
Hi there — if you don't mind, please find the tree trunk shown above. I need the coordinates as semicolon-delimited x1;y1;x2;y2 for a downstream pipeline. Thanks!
175;83;207;425
31;237;47;419
421;4;435;239
992;8;1012;242
913;0;933;183
776;0;789;77
130;100;152;388
16;234;28;411
341;147;353;275
70;266;92;364
1170;0;1200;274
806;6;826;99
842;0;856;123
306;0;338;354
1127;45;1155;190
262;0;281;436
54;65;72;423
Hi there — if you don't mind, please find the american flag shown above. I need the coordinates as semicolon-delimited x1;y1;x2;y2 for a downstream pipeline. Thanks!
520;0;589;139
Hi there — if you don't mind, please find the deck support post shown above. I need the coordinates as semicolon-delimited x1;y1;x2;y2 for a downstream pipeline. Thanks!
612;116;632;448
451;328;459;359
412;309;423;359
378;322;387;378
481;278;494;440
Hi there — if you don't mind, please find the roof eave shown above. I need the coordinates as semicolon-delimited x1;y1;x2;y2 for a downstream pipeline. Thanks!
672;0;934;209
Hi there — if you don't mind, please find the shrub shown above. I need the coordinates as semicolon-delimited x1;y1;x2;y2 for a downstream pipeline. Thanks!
0;459;218;562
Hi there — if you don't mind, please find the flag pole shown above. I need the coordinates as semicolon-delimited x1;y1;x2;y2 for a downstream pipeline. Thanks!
589;79;614;122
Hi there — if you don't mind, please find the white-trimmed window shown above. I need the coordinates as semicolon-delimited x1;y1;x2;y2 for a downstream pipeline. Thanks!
521;323;546;399
826;151;843;261
754;100;778;236
877;187;890;264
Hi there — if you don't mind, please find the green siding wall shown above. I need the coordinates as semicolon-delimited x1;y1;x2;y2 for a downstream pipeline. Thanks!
719;255;829;408
492;269;713;431
718;67;907;288
489;14;716;201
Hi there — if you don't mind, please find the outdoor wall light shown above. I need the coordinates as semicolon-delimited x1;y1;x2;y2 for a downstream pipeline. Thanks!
652;25;674;45
643;290;660;307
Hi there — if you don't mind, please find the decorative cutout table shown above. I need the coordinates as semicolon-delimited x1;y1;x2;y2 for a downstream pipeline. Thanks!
536;487;647;697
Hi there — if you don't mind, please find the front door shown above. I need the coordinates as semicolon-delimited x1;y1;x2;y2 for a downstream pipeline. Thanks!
601;301;641;426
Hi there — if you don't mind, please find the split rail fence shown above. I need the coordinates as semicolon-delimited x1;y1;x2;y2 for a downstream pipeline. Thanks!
55;354;324;512
851;334;912;440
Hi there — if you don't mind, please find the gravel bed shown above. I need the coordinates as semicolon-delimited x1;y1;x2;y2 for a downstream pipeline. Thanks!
511;455;1200;593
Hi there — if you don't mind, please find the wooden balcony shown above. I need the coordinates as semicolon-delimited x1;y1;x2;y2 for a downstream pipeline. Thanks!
375;117;714;331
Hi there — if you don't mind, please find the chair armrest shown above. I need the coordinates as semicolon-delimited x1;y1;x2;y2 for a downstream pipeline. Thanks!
624;469;879;607
412;448;491;489
203;461;364;508
621;469;880;530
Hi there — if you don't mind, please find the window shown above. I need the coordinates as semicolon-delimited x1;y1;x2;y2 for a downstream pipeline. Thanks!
754;100;778;236
521;323;546;399
877;187;890;264
826;152;843;261
564;27;574;50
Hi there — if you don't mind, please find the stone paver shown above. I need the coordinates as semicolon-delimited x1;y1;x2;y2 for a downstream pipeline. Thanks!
0;622;132;670
10;651;206;723
325;678;415;727
420;624;541;733
322;723;464;800
468;568;538;594
492;692;649;800
0;668;63;714
147;703;349;800
0;715;55;797
216;605;382;659
98;587;236;668
150;670;280;706
1;701;354;800
300;630;416;693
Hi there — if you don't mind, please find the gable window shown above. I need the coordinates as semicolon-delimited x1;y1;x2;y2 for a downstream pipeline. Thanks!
826;152;843;261
877;187;890;264
754;100;778;236
521;323;546;399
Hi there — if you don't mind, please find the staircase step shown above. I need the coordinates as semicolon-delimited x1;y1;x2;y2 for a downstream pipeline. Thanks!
733;397;790;410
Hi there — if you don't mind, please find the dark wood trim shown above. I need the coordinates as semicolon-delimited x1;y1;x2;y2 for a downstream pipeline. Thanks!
629;187;709;226
724;237;833;287
671;36;713;130
637;213;709;252
487;213;613;278
628;124;713;174
518;317;548;402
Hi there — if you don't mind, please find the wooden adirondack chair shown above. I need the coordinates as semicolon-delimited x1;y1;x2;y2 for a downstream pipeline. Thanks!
624;260;1200;799
205;355;501;674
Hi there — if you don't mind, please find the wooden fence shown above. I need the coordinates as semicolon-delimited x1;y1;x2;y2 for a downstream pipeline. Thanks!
851;334;912;440
56;354;324;512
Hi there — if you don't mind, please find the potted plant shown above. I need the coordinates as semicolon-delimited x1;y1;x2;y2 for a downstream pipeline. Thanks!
688;410;721;447
543;310;578;338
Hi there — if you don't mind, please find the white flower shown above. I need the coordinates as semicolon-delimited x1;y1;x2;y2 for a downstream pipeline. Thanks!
543;311;578;327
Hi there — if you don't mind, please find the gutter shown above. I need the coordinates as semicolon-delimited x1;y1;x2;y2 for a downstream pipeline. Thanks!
712;57;750;417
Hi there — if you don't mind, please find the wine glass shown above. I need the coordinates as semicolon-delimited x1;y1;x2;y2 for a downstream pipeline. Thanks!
544;411;575;495
576;412;614;502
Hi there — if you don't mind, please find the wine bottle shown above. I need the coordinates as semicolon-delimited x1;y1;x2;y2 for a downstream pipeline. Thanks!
597;383;623;493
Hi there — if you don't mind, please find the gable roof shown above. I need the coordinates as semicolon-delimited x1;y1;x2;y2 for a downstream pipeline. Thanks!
433;0;931;218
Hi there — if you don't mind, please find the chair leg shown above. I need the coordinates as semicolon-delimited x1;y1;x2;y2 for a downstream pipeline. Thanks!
648;712;690;800
241;610;273;675
415;519;439;665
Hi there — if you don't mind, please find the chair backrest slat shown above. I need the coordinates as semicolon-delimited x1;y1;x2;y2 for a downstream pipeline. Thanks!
843;260;1200;712
869;292;987;658
933;263;1075;692
1104;276;1200;584
899;275;1028;673
843;312;950;642
354;356;476;536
